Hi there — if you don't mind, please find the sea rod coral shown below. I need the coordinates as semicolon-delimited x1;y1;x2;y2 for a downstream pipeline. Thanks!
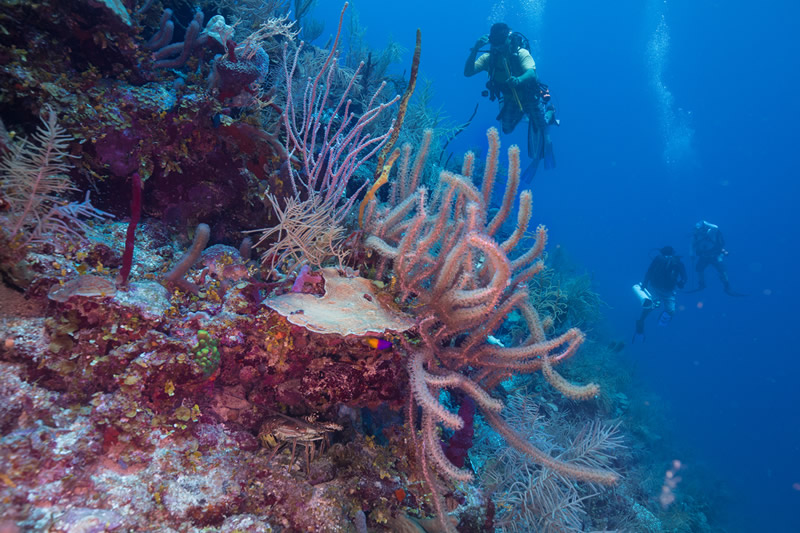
364;127;618;531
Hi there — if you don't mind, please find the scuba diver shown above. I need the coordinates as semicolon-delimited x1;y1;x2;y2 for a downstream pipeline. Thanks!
632;246;687;342
689;220;742;296
464;22;558;182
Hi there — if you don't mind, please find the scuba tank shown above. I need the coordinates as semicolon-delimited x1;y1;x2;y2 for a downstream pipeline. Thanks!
632;283;656;309
509;31;531;53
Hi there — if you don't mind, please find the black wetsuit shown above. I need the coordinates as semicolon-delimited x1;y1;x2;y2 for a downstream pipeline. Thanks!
635;253;687;338
643;254;687;293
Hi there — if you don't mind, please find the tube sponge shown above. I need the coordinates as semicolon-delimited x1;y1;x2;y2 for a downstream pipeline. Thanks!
165;223;210;294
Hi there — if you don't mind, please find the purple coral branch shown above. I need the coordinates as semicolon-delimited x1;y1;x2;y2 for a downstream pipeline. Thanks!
153;11;203;69
290;264;323;293
442;396;475;468
145;8;174;50
117;172;142;288
136;0;157;15
280;3;398;224
224;39;238;63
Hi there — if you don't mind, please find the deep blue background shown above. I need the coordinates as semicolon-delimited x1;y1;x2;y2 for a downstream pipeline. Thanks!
312;1;799;530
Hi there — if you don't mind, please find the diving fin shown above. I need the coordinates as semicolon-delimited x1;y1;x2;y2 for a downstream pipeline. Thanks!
543;134;556;170
527;119;545;159
632;319;646;343
520;159;540;188
724;287;747;297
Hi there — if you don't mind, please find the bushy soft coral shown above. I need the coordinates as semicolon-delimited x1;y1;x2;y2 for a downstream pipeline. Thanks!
0;108;110;251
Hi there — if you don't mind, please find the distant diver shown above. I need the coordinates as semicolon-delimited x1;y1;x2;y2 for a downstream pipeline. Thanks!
688;220;744;296
464;22;559;184
632;246;688;342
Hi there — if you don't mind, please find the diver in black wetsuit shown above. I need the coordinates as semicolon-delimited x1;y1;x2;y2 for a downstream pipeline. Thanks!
633;246;687;341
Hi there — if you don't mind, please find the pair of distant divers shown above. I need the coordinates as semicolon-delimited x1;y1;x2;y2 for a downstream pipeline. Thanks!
632;220;744;342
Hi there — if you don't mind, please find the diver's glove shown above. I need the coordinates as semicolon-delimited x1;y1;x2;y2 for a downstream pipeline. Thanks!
508;76;521;87
473;35;489;51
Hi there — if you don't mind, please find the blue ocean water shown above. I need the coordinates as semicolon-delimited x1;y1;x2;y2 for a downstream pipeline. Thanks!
316;0;800;530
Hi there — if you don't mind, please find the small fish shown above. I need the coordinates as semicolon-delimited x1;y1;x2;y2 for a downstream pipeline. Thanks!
365;337;392;350
487;335;505;347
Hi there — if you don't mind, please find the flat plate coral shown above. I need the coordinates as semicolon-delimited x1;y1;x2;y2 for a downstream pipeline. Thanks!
264;267;414;336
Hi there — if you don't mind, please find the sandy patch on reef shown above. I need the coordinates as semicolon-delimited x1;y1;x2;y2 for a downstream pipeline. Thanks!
0;283;45;318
